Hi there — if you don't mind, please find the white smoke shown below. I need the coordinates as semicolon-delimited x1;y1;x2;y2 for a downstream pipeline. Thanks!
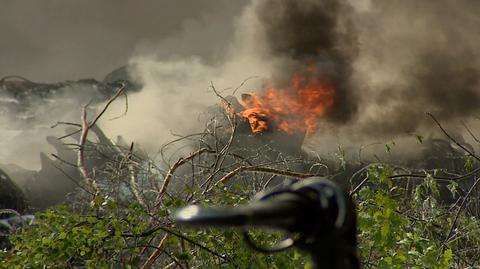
99;2;274;155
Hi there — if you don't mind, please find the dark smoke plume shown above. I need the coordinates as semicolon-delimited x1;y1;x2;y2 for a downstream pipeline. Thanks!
253;0;480;141
3;0;480;169
255;0;358;123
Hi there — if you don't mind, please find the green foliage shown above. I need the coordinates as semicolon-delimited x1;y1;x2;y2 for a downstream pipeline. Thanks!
2;166;480;268
464;156;475;172
0;201;151;269
1;185;309;269
177;183;309;269
385;141;396;153
355;165;479;269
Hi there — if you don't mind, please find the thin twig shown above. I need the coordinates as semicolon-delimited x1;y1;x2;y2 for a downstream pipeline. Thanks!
443;175;480;246
140;234;169;269
232;76;258;95
126;142;148;209
90;82;127;128
50;162;92;194
156;148;213;204
109;90;129;120
57;128;82;140
50;153;78;168
50;121;82;128
123;226;235;265
207;166;320;193
461;120;480;143
427;113;480;163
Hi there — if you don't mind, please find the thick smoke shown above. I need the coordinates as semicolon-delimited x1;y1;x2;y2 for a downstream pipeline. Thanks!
0;0;250;168
349;0;480;138
255;0;358;123
2;0;480;169
100;0;480;156
252;0;480;141
98;2;275;155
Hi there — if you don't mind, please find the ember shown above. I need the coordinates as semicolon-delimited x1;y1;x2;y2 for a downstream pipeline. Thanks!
240;66;335;135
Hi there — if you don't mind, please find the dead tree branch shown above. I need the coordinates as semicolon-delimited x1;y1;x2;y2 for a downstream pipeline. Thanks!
156;148;212;203
427;112;480;163
140;234;169;269
207;166;321;193
77;82;126;194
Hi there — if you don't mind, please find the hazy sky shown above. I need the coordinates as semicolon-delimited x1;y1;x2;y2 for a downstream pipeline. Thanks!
0;0;248;82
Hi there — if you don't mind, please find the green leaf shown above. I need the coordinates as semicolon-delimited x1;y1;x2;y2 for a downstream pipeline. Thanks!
464;156;475;172
385;141;396;153
87;216;97;224
447;181;459;198
385;143;392;153
58;232;67;240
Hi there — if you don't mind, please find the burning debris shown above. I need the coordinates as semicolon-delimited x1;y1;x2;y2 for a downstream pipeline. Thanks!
255;0;357;125
239;65;335;135
1;0;480;267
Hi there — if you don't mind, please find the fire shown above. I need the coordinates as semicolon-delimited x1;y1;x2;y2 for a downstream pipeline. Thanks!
240;67;335;135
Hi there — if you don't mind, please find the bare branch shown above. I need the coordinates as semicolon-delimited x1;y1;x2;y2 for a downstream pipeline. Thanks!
461;120;480;144
77;82;127;194
207;165;321;193
140;234;169;269
427;112;480;163
90;82;127;128
442;175;480;252
157;148;213;203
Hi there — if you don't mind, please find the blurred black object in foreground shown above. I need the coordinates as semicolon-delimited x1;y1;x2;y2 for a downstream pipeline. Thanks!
176;177;359;269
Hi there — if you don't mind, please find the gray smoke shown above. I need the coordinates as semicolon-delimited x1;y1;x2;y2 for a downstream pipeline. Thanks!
0;0;248;82
96;0;480;157
2;0;480;169
349;0;480;138
250;0;480;141
0;0;250;169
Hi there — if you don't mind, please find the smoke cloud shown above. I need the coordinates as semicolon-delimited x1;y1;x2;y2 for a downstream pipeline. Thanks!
2;0;480;169
348;0;480;138
0;0;250;168
255;0;358;123
100;0;480;155
249;0;480;141
0;0;248;82
98;2;275;155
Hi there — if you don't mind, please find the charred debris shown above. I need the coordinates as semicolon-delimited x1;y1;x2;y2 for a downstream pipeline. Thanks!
0;69;479;267
0;66;141;210
0;71;476;215
0;66;141;128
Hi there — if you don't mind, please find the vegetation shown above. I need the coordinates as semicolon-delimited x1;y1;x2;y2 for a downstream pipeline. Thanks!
2;89;480;268
2;153;480;268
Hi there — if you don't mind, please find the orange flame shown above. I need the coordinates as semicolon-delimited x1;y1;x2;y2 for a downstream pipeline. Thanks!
240;67;335;135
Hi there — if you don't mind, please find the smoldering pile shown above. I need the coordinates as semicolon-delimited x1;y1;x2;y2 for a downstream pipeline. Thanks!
240;0;480;141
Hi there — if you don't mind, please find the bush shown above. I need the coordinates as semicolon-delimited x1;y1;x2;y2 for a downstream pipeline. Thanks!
2;164;480;268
